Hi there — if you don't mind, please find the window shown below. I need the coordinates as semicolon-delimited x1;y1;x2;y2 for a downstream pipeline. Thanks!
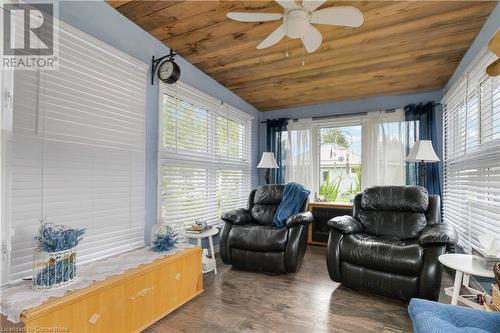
297;111;408;203
2;20;147;284
158;82;252;232
319;125;362;202
443;48;500;254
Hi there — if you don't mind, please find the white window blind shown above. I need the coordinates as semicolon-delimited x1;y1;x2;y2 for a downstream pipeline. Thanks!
443;47;500;254
4;20;147;282
158;82;252;232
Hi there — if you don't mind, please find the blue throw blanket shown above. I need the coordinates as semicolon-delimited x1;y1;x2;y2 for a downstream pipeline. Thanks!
272;182;310;228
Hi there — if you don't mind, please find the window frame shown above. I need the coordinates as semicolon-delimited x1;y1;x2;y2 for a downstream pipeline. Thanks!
2;20;148;285
442;47;500;254
157;81;253;229
316;120;363;203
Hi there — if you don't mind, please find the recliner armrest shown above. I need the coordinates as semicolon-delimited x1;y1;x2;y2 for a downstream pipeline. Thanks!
327;216;363;234
419;224;458;246
221;208;252;225
286;212;313;228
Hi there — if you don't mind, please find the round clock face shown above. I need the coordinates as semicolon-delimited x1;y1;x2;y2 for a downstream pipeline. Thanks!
159;61;174;80
157;59;180;84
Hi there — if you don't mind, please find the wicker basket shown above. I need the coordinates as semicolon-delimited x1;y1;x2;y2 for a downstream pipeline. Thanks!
492;284;500;311
33;247;78;290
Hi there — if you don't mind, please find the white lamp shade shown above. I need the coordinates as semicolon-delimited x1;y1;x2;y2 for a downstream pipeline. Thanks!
406;140;440;163
257;152;279;169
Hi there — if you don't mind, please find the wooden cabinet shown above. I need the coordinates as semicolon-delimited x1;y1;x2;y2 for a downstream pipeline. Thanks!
308;202;353;246
20;247;203;333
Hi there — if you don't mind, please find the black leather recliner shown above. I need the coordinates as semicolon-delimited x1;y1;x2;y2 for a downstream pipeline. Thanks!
327;186;458;301
220;185;313;273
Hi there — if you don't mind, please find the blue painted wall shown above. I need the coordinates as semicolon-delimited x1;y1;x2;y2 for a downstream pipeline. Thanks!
57;1;261;244
261;90;443;120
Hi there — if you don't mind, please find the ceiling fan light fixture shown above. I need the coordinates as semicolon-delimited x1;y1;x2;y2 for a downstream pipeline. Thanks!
285;10;309;39
226;0;364;53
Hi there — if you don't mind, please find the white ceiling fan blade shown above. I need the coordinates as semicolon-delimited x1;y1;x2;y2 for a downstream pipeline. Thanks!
227;12;283;22
275;0;298;10
301;24;322;53
302;0;327;12
257;24;285;49
311;6;364;27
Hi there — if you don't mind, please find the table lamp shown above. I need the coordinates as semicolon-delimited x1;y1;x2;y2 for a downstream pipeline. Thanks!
406;140;440;188
257;152;279;184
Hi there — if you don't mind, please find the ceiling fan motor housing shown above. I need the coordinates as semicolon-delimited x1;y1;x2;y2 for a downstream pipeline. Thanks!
226;1;365;53
285;9;309;39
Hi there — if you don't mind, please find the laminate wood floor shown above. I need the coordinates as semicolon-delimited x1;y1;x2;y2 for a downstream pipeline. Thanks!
145;246;454;333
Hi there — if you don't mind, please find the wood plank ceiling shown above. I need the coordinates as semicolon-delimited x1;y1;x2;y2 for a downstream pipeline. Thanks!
109;1;497;111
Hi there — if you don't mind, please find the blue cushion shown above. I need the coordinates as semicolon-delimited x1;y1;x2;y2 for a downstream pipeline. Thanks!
408;298;500;333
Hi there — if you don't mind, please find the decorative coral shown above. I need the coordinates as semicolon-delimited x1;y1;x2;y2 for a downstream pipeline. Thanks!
151;225;179;252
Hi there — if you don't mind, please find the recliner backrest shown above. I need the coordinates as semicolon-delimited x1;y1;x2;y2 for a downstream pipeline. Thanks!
250;185;285;225
354;186;431;239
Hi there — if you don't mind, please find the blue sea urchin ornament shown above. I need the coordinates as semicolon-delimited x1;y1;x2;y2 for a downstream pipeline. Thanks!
151;225;179;252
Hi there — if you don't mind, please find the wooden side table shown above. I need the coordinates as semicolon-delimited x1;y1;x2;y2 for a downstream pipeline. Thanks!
307;202;353;246
439;253;494;307
185;227;219;274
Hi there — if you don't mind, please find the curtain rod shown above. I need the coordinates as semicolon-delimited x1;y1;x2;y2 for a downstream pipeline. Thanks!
311;111;368;121
260;110;369;123
260;102;443;124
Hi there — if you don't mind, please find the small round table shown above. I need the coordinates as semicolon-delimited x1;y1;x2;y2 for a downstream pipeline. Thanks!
184;227;219;274
438;253;494;306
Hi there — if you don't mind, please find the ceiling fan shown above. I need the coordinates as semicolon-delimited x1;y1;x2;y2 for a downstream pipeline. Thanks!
226;0;364;53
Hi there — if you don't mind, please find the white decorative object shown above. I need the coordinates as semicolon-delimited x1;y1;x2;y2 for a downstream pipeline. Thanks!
32;247;78;290
406;140;440;162
478;234;500;257
257;152;279;169
438;253;494;307
201;249;216;274
1;243;193;323
185;227;219;274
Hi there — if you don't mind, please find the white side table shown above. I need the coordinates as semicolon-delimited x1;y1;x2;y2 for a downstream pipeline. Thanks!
439;253;494;307
185;227;219;274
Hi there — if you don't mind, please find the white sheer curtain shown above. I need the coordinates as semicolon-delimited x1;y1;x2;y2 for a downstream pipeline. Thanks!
285;120;316;195
361;110;407;188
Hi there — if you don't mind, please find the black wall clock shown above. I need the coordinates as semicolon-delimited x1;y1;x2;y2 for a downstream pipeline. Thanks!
151;49;181;85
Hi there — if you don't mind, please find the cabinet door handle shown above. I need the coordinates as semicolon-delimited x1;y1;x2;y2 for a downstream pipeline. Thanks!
175;273;181;280
88;313;100;325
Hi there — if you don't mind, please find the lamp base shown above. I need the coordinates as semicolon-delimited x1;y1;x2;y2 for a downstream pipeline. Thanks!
265;169;271;184
419;161;427;189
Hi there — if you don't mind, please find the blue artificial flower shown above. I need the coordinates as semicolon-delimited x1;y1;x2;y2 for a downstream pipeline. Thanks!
34;223;86;252
151;225;179;252
35;254;77;286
